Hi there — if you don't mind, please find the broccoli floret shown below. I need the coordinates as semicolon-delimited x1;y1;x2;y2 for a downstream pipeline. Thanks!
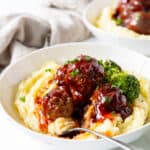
102;60;122;82
111;72;140;101
100;60;140;101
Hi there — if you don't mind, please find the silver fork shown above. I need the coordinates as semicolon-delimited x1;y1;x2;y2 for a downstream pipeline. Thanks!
60;127;140;150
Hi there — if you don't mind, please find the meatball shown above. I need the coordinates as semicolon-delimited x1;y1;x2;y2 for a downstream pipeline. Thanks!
114;0;150;34
127;12;150;34
90;83;132;120
42;86;74;121
142;0;150;11
55;55;104;104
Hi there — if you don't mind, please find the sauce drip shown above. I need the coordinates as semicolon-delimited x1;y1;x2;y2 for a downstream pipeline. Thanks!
91;84;132;121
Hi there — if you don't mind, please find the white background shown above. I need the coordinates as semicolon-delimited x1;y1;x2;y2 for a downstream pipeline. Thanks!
0;0;150;150
0;0;41;16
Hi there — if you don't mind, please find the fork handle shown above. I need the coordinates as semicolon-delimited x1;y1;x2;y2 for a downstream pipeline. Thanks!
69;128;136;150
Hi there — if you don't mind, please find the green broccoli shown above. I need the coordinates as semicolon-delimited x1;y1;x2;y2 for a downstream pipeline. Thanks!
101;60;122;82
111;72;140;101
100;60;140;101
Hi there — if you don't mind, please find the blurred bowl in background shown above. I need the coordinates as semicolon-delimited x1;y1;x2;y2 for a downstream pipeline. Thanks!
83;0;150;56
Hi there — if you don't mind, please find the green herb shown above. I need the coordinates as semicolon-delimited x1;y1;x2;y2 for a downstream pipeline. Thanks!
112;111;116;115
135;13;141;21
19;96;26;102
105;97;111;103
65;59;79;65
70;69;80;77
45;68;51;72
45;93;49;97
85;56;92;61
96;85;100;90
115;18;123;25
98;60;103;65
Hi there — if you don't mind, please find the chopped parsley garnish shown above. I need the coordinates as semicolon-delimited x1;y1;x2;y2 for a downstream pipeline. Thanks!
19;96;26;102
115;18;123;25
65;59;79;65
96;85;100;90
112;111;116;115
106;97;111;103
45;68;51;72
135;13;141;21
70;69;80;77
85;56;92;61
45;93;49;97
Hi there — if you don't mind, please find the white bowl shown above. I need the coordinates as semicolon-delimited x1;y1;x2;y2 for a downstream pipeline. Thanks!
83;0;150;56
0;43;150;150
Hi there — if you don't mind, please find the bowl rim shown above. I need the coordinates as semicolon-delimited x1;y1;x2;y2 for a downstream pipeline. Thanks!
83;0;150;41
0;42;150;143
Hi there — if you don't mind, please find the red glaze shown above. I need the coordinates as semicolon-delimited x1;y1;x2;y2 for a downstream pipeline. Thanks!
97;113;114;123
91;84;132;120
42;86;74;121
114;0;150;34
55;55;104;104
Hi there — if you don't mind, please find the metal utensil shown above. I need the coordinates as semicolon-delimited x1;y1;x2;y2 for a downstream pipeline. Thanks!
61;127;137;150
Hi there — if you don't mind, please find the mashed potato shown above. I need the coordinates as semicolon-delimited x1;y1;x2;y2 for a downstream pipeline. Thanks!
15;60;150;140
74;92;149;140
15;61;77;134
96;7;150;39
15;61;59;132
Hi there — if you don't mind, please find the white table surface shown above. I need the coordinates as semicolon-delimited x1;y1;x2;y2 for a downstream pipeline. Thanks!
0;0;150;150
0;0;40;16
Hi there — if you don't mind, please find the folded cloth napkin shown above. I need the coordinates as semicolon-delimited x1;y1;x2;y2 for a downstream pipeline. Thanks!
0;0;92;71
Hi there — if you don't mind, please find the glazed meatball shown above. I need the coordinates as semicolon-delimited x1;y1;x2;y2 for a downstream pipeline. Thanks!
114;0;150;34
42;86;74;121
55;55;104;104
127;12;150;34
90;84;132;120
142;0;150;11
116;0;144;20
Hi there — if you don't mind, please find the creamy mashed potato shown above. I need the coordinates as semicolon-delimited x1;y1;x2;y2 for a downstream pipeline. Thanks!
15;61;150;140
15;61;59;132
15;61;77;134
96;7;150;39
74;98;149;140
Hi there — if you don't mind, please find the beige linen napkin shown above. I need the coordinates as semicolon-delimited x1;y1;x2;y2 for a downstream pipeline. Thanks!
0;0;91;71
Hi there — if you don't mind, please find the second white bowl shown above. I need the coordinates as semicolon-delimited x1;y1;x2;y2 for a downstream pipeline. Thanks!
83;0;150;56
